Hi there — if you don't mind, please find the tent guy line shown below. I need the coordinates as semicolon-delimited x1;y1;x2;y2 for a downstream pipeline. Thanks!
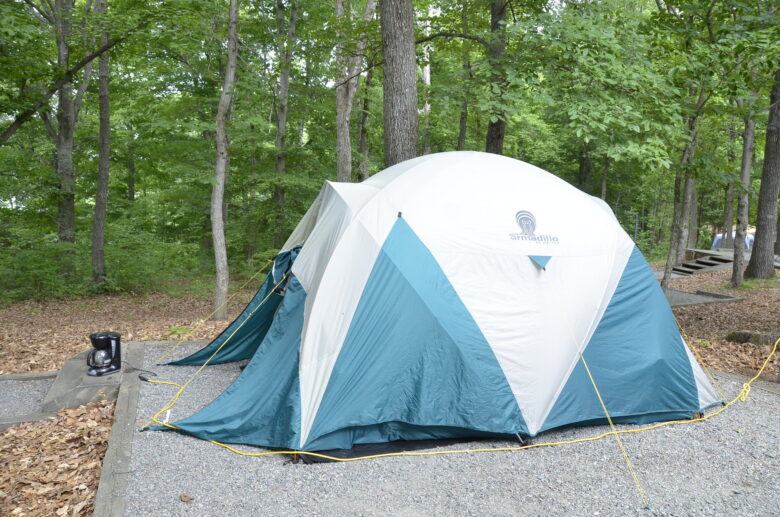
153;260;274;366
139;336;776;510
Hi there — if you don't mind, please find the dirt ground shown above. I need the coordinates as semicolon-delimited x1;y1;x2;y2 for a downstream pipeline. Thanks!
0;290;255;375
669;270;780;379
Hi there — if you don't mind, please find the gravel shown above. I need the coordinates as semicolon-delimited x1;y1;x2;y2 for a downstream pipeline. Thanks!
125;344;780;516
0;378;54;418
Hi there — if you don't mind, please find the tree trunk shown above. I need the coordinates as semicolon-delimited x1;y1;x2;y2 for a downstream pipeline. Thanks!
210;0;239;320
272;0;298;248
335;0;376;182
775;211;780;255
484;0;508;155
380;0;418;166
661;116;698;288
687;186;699;248
420;45;432;155
456;4;470;151
578;141;592;191
457;96;469;151
731;99;757;287
600;156;609;200
676;175;695;263
357;66;373;181
55;0;76;244
746;69;780;279
91;0;110;288
720;124;738;248
721;182;734;247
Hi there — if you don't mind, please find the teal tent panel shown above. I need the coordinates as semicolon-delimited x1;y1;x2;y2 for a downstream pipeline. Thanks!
165;275;306;449
540;246;700;433
305;218;527;451
529;255;551;270
167;248;299;366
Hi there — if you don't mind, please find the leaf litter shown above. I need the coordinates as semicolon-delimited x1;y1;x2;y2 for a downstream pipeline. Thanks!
0;400;114;516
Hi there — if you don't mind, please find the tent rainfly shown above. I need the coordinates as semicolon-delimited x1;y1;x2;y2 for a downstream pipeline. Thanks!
162;151;720;453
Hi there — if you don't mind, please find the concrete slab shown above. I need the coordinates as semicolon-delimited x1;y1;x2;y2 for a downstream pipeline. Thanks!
664;288;740;307
0;378;54;419
40;350;122;413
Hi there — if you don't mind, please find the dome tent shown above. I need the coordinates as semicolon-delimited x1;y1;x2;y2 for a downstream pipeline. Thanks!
162;151;720;453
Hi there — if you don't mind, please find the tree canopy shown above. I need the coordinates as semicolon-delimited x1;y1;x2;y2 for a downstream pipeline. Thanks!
1;0;777;304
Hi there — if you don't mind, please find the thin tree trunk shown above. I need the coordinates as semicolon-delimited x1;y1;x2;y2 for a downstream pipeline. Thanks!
578;141;592;191
600;156;609;200
687;186;698;248
420;45;432;155
721;124;738;247
380;0;418;166
91;0;110;288
661;116;698;288
721;183;734;247
775;211;780;255
335;0;377;182
457;96;469;150
484;0;508;155
55;0;76;244
731;96;757;287
272;0;297;248
456;4;470;151
124;123;136;201
357;66;373;181
676;175;695;262
210;0;239;320
746;68;780;279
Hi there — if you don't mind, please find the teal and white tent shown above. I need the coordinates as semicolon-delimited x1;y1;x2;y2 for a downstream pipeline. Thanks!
165;151;720;452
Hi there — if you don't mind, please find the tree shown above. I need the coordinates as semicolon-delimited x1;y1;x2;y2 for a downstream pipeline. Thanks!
272;0;298;248
745;68;780;279
484;0;507;154
379;0;418;166
211;0;239;320
335;0;377;182
91;0;111;287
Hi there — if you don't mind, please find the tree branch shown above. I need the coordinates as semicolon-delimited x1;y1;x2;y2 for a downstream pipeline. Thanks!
0;29;134;147
22;0;53;24
415;31;489;48
39;110;57;143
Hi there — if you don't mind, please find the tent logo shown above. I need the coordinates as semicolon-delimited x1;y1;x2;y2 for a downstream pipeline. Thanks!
515;210;536;236
510;210;559;244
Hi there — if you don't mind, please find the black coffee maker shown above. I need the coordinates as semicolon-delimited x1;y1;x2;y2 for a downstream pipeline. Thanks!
87;332;121;376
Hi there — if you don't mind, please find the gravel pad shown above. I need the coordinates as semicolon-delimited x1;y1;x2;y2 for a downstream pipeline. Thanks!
0;378;54;418
125;344;780;516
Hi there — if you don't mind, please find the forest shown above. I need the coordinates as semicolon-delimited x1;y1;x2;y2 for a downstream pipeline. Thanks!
1;0;778;311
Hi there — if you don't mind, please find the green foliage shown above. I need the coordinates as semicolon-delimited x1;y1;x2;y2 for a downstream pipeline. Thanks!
0;219;204;302
0;0;777;304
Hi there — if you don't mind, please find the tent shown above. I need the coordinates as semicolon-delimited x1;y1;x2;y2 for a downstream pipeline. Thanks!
162;151;720;453
711;231;754;250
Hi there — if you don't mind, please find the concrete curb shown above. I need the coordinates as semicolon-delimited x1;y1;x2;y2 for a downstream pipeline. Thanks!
0;370;58;381
0;411;57;431
711;370;780;395
94;341;145;517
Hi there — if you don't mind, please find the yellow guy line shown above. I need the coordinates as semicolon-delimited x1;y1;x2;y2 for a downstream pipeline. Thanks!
578;352;649;507
154;259;274;365
545;269;648;506
145;336;777;465
142;273;289;429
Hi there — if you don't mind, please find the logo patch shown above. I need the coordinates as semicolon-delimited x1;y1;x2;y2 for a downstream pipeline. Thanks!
510;211;559;244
